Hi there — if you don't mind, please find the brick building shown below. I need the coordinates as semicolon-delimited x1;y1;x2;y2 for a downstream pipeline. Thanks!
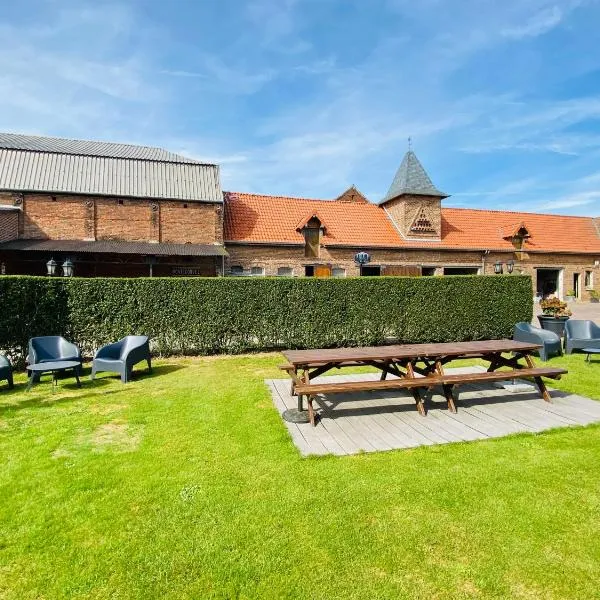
1;132;599;301
223;151;600;301
0;133;227;277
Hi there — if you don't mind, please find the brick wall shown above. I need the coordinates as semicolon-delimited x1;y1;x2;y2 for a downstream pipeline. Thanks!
225;243;600;299
160;201;223;244
7;192;222;245
382;194;442;240
225;244;484;277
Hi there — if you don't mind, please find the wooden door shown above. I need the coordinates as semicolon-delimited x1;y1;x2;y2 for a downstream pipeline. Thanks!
314;265;332;278
384;265;422;276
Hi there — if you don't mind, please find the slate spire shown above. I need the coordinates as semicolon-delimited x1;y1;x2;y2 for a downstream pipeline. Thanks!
381;150;447;203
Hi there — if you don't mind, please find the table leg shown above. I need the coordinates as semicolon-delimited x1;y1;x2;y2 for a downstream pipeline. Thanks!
52;371;58;393
524;353;551;402
406;361;426;416
282;368;311;424
443;384;457;413
26;371;34;391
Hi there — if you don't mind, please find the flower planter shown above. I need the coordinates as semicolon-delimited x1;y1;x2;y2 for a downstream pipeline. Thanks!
538;315;570;337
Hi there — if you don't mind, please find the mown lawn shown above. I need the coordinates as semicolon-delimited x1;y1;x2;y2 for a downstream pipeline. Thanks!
1;352;599;599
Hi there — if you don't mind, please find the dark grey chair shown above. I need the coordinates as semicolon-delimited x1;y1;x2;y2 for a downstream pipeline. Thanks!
91;336;151;383
28;336;82;382
0;354;13;390
564;320;600;354
513;322;562;361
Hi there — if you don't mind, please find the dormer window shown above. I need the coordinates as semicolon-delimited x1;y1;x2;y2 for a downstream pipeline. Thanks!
296;212;327;259
502;222;531;250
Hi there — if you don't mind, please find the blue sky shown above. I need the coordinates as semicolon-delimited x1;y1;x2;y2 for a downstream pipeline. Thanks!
1;0;600;215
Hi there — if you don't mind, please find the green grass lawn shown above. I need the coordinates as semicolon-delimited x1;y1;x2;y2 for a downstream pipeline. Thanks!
1;352;599;599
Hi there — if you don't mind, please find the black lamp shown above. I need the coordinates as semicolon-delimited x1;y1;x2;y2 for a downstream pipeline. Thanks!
493;261;503;275
507;260;514;274
62;259;74;277
46;258;57;276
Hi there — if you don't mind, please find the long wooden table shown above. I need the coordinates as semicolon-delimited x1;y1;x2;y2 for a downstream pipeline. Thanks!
280;340;567;426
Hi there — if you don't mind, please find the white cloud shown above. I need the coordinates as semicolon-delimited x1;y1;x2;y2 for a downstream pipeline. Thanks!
501;6;563;38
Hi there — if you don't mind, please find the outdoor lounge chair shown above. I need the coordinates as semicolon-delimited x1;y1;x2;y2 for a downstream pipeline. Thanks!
28;336;82;382
0;354;13;390
513;322;562;361
564;320;600;354
91;336;151;383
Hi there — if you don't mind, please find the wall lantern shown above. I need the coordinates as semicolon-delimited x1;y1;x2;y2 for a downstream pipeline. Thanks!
62;259;74;278
46;258;57;277
506;260;515;274
493;261;503;275
354;251;371;265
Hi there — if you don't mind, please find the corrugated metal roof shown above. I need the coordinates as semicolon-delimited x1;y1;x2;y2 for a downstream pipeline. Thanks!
0;148;223;202
381;151;447;203
0;132;203;164
0;239;228;256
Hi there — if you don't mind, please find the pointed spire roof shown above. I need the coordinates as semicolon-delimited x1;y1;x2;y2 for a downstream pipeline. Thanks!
381;150;448;203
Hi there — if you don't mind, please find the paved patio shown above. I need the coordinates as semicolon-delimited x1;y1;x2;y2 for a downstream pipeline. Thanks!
534;301;600;322
267;367;600;456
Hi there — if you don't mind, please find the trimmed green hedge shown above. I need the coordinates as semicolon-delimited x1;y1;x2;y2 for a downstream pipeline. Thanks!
0;275;533;364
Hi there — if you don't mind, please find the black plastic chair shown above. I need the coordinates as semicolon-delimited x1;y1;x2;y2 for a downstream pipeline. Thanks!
91;336;151;383
513;322;562;361
564;320;600;354
0;354;13;390
28;336;82;382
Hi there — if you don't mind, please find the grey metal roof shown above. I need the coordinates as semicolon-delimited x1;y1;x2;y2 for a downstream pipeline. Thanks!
381;151;447;203
0;239;228;256
0;133;222;203
0;132;203;164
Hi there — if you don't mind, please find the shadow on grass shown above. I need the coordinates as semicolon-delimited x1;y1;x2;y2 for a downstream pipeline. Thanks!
89;363;185;384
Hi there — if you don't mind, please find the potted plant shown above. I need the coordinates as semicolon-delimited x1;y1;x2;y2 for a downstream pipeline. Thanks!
538;297;572;336
565;289;576;302
590;290;599;304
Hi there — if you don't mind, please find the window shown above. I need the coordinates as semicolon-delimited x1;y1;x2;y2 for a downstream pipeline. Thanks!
332;267;346;278
277;267;293;277
422;267;436;276
304;265;315;277
230;265;244;276
443;267;479;275
250;266;264;277
361;266;381;276
585;270;593;289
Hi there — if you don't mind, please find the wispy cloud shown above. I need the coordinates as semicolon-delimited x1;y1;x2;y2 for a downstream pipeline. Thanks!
501;6;563;38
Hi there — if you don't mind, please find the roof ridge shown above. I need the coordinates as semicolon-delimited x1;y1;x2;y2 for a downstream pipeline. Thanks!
225;190;380;206
0;131;211;166
442;206;596;220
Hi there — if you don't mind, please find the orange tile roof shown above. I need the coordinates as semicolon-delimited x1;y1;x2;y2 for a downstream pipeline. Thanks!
224;191;600;253
223;192;402;247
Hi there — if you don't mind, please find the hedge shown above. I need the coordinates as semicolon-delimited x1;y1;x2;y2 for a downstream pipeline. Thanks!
0;275;533;365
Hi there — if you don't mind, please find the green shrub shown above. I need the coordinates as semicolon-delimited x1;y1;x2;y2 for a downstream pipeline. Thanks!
0;275;533;364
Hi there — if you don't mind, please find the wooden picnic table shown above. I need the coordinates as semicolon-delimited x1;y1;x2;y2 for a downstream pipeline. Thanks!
280;340;567;426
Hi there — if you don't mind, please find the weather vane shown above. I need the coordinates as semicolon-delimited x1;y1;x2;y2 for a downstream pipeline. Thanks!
408;136;412;151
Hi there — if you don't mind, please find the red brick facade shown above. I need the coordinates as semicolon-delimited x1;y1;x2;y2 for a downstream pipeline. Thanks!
0;191;223;245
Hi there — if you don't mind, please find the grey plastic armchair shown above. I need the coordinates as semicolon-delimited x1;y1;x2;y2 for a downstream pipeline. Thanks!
91;336;151;383
564;320;600;354
513;322;561;361
0;354;13;390
28;336;82;382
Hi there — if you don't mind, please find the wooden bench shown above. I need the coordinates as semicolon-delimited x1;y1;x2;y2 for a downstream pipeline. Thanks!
294;366;567;426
